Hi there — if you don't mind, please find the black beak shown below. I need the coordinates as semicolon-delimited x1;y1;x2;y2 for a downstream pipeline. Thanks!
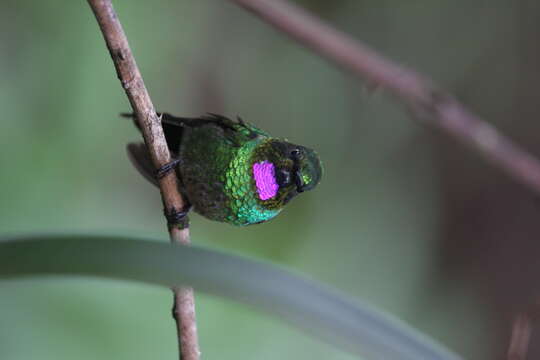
291;149;305;193
293;170;303;192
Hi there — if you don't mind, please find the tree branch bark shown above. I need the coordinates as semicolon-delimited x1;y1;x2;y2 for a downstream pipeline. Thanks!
507;313;531;360
230;0;540;195
86;1;199;359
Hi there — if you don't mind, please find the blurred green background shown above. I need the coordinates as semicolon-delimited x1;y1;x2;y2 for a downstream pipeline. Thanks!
3;0;540;359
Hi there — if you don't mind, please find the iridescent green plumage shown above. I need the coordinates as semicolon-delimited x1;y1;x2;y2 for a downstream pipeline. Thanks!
127;113;322;226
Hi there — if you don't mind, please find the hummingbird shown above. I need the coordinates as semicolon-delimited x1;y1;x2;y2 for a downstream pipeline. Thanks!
126;113;322;226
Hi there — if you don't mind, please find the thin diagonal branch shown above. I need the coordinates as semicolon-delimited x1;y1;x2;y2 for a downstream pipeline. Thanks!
86;1;199;359
230;0;540;194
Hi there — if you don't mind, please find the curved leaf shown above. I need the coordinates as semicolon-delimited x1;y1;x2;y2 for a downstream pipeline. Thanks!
0;235;462;360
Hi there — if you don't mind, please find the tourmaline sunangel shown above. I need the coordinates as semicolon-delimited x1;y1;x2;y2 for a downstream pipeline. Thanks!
127;113;322;226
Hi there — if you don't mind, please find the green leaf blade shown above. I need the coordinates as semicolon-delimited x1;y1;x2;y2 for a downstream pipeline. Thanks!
0;235;462;360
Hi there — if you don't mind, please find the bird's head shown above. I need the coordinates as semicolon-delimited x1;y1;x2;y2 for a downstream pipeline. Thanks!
251;139;322;209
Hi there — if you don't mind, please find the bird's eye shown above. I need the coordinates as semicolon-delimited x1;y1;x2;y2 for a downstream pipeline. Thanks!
291;149;300;157
276;169;291;187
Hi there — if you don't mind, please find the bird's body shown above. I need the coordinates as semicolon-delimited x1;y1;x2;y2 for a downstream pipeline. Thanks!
127;113;322;226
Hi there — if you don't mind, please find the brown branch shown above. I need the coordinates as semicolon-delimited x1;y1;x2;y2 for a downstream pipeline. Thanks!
230;0;540;194
506;298;540;360
507;313;532;360
86;1;199;359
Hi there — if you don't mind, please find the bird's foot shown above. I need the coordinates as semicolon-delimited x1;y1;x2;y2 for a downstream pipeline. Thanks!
164;205;192;229
156;159;181;179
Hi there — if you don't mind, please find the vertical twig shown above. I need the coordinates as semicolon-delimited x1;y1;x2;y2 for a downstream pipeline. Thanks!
86;1;200;359
506;298;540;360
507;313;532;360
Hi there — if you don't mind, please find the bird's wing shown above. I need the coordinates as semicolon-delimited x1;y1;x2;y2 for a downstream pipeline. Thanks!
160;113;270;147
126;142;159;187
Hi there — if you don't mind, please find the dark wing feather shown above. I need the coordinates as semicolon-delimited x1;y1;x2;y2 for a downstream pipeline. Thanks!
124;112;269;151
160;113;269;147
126;143;159;187
122;112;185;154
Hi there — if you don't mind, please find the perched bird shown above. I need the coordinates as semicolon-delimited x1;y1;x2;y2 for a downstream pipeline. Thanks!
126;113;322;226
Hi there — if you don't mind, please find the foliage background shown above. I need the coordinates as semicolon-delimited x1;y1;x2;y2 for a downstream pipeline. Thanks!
2;1;539;359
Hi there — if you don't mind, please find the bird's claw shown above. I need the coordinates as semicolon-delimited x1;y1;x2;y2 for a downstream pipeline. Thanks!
156;159;181;179
164;205;192;229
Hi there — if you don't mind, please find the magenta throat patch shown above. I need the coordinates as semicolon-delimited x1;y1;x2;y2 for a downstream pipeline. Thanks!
253;161;279;200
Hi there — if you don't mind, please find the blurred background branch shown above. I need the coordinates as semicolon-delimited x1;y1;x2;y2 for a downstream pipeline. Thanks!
86;1;199;359
507;313;531;360
230;0;540;195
